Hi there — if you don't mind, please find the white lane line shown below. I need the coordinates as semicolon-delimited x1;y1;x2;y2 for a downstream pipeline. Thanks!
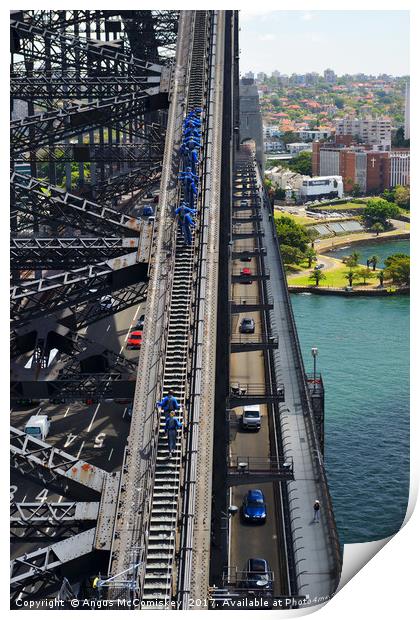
87;404;101;433
106;324;111;332
36;407;42;415
22;495;27;503
108;448;114;461
133;305;141;321
64;407;70;418
119;345;124;354
76;441;85;459
122;407;127;419
58;496;63;503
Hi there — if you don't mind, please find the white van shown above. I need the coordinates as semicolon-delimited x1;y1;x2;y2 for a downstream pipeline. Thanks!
241;405;261;431
24;415;51;441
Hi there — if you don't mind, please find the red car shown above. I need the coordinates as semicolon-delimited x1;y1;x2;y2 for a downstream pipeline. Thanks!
240;267;253;283
126;330;143;349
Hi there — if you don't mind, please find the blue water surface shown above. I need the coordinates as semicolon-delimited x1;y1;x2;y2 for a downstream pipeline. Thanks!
291;265;409;544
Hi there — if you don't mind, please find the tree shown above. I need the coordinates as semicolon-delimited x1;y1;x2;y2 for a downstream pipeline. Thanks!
280;244;304;265
377;270;385;287
344;270;356;287
384;253;409;268
275;216;310;253
274;186;286;201
394;185;410;210
352;183;362;197
384;257;410;285
344;252;360;268
392;126;410;148
368;255;379;271
281;131;301;145
288;151;312;176
371;222;385;236
357;267;374;285
309;269;326;287
305;248;317;268
362;198;400;228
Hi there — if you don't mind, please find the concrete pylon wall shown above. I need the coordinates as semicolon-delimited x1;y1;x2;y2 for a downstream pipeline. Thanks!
239;78;264;168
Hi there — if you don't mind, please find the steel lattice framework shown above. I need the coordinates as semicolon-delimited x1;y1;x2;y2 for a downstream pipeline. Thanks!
10;10;174;402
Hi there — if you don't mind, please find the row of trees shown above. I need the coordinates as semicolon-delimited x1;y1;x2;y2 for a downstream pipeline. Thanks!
309;251;410;287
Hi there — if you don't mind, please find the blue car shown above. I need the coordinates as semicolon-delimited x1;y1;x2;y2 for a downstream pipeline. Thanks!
241;489;267;523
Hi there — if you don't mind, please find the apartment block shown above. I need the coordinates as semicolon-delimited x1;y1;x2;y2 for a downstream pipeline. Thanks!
335;117;392;148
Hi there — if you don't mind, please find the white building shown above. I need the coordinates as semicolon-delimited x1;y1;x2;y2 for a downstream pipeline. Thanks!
264;140;284;153
265;167;308;192
263;125;281;139
286;143;312;155
389;151;410;187
300;176;344;201
298;129;331;141
335;117;391;148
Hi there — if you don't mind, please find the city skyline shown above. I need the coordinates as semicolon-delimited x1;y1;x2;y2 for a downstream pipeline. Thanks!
240;11;409;77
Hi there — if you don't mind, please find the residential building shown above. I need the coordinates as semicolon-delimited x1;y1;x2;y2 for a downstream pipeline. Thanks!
298;128;331;141
335;117;392;148
263;125;282;139
257;72;267;82
244;71;255;80
404;82;410;140
264;140;284;153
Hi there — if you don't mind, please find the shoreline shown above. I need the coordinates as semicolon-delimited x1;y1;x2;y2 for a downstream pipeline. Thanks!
288;285;409;297
315;231;409;253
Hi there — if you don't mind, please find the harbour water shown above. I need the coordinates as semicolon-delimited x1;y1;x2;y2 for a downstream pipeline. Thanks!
291;241;410;544
327;238;409;269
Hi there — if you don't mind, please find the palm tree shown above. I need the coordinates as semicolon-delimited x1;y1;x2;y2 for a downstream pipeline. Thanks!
368;255;379;271
345;252;360;268
344;270;355;287
377;270;385;287
309;269;326;287
357;267;374;285
305;248;317;268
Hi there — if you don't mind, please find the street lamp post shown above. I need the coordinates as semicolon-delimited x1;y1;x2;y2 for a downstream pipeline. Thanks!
311;347;318;392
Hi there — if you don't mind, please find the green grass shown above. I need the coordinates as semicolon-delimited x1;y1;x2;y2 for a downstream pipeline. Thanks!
288;263;380;288
273;210;321;225
311;202;366;211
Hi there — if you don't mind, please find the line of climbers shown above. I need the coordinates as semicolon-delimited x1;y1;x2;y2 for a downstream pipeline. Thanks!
176;107;202;246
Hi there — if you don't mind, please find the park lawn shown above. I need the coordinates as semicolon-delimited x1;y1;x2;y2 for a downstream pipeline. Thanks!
288;262;380;288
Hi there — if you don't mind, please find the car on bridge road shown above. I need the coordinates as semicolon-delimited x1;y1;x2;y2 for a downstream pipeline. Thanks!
135;314;145;330
126;330;143;349
241;489;267;523
239;317;255;334
244;558;274;594
240;267;253;283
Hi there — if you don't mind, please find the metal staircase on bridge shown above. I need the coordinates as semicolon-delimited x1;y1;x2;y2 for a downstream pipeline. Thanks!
141;234;193;604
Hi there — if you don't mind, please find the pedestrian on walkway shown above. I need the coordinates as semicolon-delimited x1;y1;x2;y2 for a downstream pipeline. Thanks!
165;411;183;457
313;500;320;523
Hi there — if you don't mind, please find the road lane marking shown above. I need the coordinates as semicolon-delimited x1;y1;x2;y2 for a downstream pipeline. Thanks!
94;433;106;448
122;407;127;419
76;441;85;459
108;448;114;461
64;407;70;418
87;404;101;432
58;496;63;503
106;324;111;332
65;433;78;448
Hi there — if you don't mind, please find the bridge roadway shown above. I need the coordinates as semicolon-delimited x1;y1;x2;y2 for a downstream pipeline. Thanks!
255;157;342;603
229;166;282;594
